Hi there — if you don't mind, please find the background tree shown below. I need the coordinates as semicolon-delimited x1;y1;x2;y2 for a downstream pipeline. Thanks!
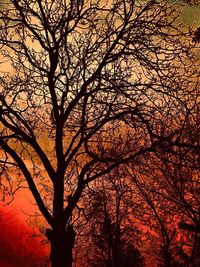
0;0;197;266
127;167;184;266
82;170;144;267
125;100;200;266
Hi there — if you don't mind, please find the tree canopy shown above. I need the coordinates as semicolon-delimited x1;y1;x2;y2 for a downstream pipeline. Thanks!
0;0;199;266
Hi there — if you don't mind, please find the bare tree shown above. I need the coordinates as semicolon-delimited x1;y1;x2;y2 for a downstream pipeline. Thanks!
0;0;197;266
126;101;199;266
82;170;144;267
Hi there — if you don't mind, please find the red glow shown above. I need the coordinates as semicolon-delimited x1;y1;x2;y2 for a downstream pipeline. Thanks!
0;204;49;267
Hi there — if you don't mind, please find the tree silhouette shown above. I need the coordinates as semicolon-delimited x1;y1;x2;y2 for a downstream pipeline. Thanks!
71;158;146;266
126;104;199;266
83;172;144;267
0;0;197;266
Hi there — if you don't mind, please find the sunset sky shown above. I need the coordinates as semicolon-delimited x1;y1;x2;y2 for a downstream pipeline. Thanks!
0;1;199;267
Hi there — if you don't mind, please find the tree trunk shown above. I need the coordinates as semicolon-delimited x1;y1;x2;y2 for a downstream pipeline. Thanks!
46;225;76;267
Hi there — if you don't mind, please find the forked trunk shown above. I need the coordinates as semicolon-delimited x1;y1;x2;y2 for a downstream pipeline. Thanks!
46;226;76;267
